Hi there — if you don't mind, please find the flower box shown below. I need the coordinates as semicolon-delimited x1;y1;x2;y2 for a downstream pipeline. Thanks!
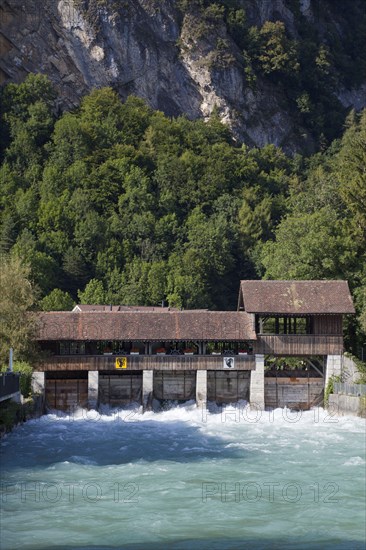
130;348;140;355
156;348;166;355
212;352;221;355
238;351;248;355
183;348;195;355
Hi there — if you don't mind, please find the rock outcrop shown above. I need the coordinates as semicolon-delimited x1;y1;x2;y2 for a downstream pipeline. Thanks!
1;0;365;152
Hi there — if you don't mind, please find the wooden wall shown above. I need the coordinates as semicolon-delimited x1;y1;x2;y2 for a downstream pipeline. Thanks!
312;315;343;335
253;335;343;356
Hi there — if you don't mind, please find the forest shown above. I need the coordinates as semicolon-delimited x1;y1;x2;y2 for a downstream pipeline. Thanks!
0;74;365;357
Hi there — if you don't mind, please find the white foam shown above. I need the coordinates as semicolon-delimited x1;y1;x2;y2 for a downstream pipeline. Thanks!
343;456;365;466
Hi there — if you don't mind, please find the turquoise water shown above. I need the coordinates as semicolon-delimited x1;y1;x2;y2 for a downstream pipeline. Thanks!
1;403;365;549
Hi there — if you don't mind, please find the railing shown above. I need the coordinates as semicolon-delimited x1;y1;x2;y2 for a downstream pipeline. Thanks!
333;382;366;396
0;372;20;399
35;354;255;371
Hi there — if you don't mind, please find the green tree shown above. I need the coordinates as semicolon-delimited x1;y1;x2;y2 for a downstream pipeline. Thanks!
40;289;75;311
261;207;352;280
0;255;38;364
78;279;106;304
256;21;299;76
338;110;366;238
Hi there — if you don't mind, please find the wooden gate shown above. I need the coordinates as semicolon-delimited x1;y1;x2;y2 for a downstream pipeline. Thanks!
207;371;250;403
45;371;88;411
99;371;142;406
153;370;196;401
265;376;324;409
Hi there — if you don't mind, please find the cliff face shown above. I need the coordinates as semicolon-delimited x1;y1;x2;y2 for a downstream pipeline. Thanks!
1;0;365;152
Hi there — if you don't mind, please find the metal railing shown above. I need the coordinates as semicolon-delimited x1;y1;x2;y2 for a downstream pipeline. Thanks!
0;372;20;399
333;382;366;396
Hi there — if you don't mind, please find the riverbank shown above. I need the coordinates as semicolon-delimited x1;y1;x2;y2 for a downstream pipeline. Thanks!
0;395;44;437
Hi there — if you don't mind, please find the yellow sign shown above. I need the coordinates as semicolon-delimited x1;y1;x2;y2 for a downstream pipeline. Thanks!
115;357;127;369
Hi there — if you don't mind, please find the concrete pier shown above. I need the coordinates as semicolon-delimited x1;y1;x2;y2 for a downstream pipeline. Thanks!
250;354;265;410
325;355;343;387
143;370;153;411
88;371;99;409
196;370;207;408
32;372;45;396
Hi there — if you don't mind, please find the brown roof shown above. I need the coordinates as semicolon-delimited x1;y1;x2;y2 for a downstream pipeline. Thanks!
37;311;256;341
239;280;355;314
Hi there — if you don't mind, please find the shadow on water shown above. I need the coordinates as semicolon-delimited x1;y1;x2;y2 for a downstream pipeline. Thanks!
1;416;250;469
18;538;366;550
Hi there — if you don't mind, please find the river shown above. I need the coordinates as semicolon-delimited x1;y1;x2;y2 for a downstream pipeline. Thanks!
1;403;365;549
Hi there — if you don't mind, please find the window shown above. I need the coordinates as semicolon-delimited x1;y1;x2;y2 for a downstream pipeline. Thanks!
258;316;311;335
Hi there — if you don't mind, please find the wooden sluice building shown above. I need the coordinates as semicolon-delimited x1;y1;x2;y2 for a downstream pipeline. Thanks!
33;280;355;411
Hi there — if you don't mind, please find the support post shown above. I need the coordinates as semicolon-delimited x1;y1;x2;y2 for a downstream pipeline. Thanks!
142;370;153;412
325;355;343;387
88;371;99;409
196;370;207;408
250;354;265;410
8;348;13;372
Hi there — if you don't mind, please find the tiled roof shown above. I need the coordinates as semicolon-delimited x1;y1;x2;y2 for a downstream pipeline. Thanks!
37;311;256;341
239;280;355;314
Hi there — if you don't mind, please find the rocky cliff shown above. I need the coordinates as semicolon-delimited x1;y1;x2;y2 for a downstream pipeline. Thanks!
1;0;365;152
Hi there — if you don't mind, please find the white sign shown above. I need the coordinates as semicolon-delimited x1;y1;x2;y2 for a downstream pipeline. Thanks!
223;357;235;369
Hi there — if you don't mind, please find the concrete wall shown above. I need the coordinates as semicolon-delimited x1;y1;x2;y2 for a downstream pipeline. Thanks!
142;370;153;411
31;372;45;395
196;370;207;407
325;355;342;387
328;393;366;418
342;355;362;383
250;355;265;409
88;371;99;409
